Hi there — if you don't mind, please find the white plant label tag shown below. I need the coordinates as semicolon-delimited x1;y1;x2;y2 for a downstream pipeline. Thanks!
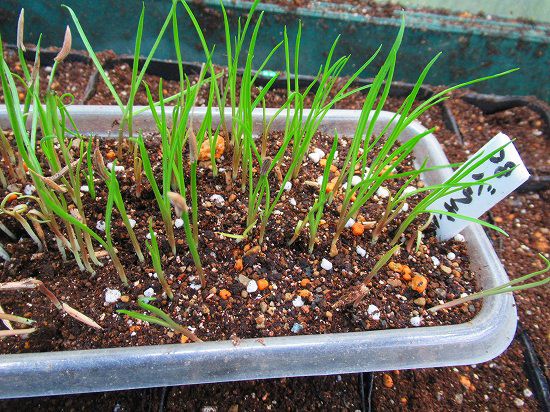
429;132;530;241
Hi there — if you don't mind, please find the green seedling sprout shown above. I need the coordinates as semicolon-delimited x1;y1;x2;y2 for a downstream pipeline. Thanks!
99;152;144;262
1;1;533;340
102;160;129;285
146;219;173;300
429;254;549;312
288;133;339;252
11;37;105;270
390;141;517;245
283;23;376;179
366;244;401;283
82;138;97;199
64;2;187;149
215;219;257;242
183;0;282;189
136;125;176;256
327;16;516;256
167;191;206;288
117;297;201;342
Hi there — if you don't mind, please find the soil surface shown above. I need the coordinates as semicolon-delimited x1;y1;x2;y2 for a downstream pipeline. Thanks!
0;50;548;411
0;127;479;354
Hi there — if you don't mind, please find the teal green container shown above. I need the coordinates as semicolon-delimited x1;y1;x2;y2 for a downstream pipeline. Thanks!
1;0;548;99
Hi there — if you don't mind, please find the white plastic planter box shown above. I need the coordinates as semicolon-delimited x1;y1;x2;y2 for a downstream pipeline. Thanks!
0;106;517;398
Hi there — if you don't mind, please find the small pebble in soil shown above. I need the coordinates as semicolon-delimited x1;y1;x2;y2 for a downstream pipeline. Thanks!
356;245;367;257
414;297;426;306
210;194;225;205
283;181;292;191
80;185;89;192
146;232;152;240
257;279;269;290
289;197;296;206
403;186;416;195
104;288;121;304
454;233;465;242
143;288;155;297
96;220;106;232
316;175;325;185
376;186;390;198
23;184;35;195
321;258;333;271
190;283;201;290
410;316;422;327
128;218;137;229
523;388;533;397
351;175;362;187
514;398;525;407
454;394;463;405
447;252;456;260
345;218;355;228
246;280;258;293
401;202;409;212
174;218;184;229
292;296;304;307
314;148;325;158
308;151;322;163
291;323;303;333
106;162;125;172
430;256;440;267
367;304;380;321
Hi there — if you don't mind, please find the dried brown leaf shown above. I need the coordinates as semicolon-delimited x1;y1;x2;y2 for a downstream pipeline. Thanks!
168;191;188;217
0;328;36;337
62;303;102;330
54;26;72;62
29;169;67;193
16;9;25;51
93;148;109;180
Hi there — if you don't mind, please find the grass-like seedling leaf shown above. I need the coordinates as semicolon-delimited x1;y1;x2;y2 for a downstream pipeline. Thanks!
390;141;516;244
366;244;401;283
284;23;379;180
136;130;176;255
288;132;339;252
103;157;145;262
146;219;173;300
429;254;549;312
117;297;201;342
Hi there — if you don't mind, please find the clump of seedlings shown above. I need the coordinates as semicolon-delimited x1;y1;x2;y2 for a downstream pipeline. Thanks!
0;1;547;348
117;297;201;342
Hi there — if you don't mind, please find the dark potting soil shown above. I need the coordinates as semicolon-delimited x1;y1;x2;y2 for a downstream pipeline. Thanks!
0;126;479;354
0;48;95;104
87;62;185;106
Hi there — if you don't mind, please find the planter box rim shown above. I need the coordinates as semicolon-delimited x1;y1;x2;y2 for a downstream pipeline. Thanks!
0;105;517;398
